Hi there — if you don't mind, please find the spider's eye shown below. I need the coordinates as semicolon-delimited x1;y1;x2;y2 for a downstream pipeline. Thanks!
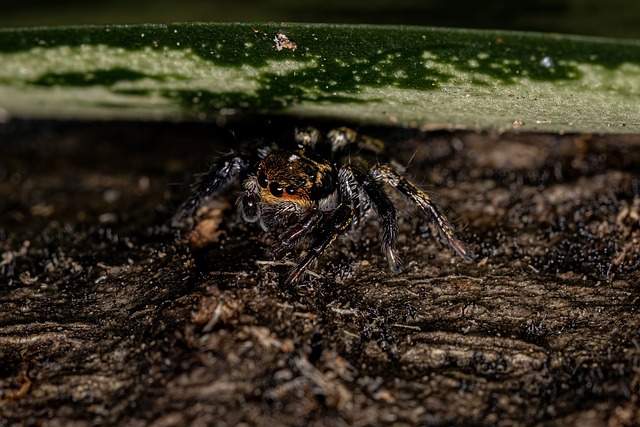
257;172;268;188
286;186;296;195
269;182;283;197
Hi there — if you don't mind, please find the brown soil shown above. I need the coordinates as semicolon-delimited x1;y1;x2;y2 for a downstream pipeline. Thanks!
1;119;639;426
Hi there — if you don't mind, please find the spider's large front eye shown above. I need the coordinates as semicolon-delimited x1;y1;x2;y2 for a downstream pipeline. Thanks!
269;182;283;197
257;172;268;188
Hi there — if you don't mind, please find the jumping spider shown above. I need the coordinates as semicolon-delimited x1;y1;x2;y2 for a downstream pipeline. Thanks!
173;127;473;284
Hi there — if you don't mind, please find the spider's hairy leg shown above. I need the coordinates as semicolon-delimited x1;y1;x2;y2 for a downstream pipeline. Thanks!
270;212;322;258
286;167;361;283
327;126;358;152
372;165;474;262
286;204;355;284
172;153;250;229
294;126;322;149
347;166;404;273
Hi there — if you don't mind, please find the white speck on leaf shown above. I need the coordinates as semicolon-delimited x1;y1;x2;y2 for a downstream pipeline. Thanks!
274;32;297;51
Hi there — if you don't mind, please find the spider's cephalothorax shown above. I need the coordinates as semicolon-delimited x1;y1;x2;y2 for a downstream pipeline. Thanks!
240;149;337;229
173;127;473;284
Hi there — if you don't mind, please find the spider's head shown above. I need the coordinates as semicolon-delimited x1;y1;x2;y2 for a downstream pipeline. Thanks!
254;150;336;207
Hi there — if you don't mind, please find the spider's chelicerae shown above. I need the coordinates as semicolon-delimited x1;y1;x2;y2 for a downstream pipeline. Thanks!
173;127;473;284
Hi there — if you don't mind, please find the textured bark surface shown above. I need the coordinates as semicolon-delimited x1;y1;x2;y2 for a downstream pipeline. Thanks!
1;120;639;426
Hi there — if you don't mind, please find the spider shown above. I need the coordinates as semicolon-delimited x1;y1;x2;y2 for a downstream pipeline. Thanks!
173;127;473;284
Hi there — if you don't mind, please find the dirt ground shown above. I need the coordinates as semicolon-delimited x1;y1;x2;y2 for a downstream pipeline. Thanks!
1;119;639;426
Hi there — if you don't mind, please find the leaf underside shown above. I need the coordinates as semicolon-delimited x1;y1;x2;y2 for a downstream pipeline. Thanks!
0;22;639;133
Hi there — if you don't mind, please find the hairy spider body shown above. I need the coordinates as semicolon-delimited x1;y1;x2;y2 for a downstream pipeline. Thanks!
173;127;473;284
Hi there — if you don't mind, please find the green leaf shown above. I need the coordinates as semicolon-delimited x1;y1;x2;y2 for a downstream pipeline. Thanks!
0;22;638;133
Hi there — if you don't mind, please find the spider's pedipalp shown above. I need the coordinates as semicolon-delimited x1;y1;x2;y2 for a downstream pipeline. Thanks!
172;153;251;229
345;166;404;274
238;192;260;223
372;165;474;262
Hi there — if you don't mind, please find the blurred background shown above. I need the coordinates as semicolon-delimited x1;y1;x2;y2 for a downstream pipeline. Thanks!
0;0;638;39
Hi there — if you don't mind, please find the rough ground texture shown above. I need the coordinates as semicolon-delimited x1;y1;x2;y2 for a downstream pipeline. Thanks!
1;119;639;426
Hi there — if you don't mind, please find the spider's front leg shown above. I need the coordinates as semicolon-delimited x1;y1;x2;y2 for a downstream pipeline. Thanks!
172;153;251;229
269;212;322;259
286;167;363;284
286;204;355;284
372;165;474;262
